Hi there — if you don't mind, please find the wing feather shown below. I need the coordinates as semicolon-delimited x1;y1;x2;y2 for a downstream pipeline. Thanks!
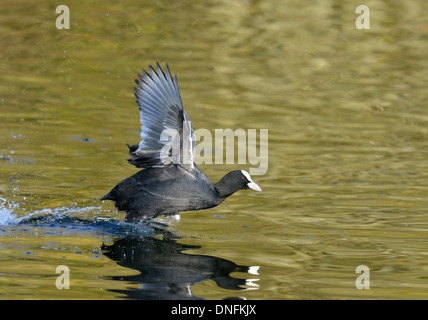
128;63;195;170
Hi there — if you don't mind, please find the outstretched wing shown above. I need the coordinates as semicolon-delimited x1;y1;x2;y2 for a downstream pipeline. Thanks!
128;63;195;170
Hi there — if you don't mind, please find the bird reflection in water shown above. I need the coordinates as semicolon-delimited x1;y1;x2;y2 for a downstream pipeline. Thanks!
101;224;260;300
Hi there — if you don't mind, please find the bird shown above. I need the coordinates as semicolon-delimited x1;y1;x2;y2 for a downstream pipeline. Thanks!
101;63;262;222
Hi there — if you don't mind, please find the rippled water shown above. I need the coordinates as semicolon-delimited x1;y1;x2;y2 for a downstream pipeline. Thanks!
1;0;428;299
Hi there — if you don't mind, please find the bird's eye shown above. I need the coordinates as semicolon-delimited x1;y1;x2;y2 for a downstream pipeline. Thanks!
242;177;246;180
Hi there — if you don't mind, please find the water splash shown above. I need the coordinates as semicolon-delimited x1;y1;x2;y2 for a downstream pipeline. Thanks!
0;196;157;237
0;197;96;226
0;196;19;225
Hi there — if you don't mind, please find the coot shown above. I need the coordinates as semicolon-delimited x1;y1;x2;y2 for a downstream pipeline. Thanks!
101;63;262;222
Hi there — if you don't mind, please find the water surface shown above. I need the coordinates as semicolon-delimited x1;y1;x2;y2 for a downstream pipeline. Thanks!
1;0;428;299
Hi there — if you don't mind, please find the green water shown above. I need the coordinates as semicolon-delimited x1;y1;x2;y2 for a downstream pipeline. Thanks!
1;0;428;299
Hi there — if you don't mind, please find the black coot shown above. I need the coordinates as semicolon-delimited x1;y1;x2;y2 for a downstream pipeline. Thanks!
101;63;262;222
